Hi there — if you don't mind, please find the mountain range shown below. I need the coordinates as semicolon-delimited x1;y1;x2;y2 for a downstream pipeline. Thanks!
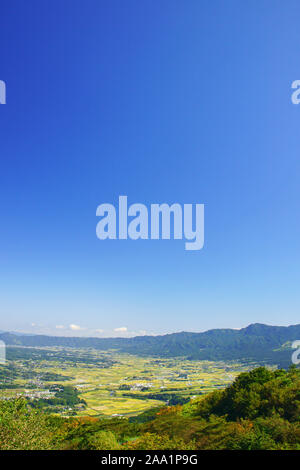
1;323;300;368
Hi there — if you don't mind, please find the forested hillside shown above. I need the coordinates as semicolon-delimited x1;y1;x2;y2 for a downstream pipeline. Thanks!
1;367;300;450
1;323;300;367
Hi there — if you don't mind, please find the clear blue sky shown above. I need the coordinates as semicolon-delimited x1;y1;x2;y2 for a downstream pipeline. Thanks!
0;1;300;337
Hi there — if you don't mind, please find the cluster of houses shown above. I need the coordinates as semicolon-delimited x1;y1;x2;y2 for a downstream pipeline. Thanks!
0;389;55;401
130;382;153;391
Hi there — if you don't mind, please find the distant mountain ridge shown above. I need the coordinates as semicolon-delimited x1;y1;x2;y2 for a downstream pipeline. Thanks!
1;323;300;368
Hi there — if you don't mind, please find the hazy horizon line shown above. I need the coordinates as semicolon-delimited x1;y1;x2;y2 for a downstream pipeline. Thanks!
1;322;299;340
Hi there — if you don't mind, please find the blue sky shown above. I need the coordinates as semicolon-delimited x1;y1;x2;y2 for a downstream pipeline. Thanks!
0;1;300;337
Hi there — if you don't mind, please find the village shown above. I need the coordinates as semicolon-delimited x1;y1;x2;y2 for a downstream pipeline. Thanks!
0;345;259;417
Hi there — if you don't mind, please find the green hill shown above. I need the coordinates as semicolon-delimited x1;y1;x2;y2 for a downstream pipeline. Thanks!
1;323;300;367
1;366;300;450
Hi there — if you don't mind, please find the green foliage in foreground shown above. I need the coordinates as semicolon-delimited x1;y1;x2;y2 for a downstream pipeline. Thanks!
1;367;300;450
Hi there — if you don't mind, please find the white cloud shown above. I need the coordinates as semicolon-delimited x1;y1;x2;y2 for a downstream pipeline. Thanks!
114;327;127;332
69;324;84;331
95;329;104;333
56;325;65;329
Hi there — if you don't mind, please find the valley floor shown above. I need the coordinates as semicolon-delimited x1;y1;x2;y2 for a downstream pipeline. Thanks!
0;346;262;417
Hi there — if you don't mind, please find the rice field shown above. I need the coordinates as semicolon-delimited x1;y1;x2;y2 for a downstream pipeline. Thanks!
0;347;259;417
